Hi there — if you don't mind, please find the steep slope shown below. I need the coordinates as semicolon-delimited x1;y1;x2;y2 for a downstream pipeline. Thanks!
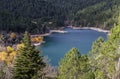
70;0;120;29
50;0;120;29
0;0;120;33
0;0;64;33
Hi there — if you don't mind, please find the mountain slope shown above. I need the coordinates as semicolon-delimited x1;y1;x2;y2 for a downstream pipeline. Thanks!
0;0;64;33
69;0;120;29
0;0;120;33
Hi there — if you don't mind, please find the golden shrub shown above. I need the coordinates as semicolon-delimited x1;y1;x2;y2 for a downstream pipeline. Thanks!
31;36;43;43
17;43;25;49
0;51;7;61
7;46;14;53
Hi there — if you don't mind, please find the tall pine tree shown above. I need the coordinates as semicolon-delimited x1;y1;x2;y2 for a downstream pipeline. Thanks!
13;32;45;79
57;48;95;79
57;48;80;79
89;16;120;79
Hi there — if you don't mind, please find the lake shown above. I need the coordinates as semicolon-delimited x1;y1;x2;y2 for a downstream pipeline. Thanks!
39;28;107;66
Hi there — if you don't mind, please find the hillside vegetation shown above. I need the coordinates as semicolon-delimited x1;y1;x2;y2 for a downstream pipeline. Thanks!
53;0;120;28
57;16;120;79
1;0;120;33
73;0;120;29
1;0;120;79
0;0;65;33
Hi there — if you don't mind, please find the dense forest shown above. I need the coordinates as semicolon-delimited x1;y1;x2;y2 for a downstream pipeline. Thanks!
0;0;66;33
0;16;120;79
0;0;120;79
0;0;120;33
50;0;120;29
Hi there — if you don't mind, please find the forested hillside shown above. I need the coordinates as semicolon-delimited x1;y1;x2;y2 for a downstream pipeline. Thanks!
0;15;120;79
0;0;65;33
73;0;120;29
44;0;120;29
0;0;120;79
52;0;120;29
0;0;120;33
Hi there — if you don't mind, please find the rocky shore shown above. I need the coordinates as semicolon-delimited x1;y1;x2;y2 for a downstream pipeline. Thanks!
32;26;110;38
31;26;110;46
31;30;68;37
31;29;68;46
67;26;110;33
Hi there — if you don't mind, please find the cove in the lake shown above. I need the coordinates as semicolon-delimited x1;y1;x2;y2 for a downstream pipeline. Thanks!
39;28;107;66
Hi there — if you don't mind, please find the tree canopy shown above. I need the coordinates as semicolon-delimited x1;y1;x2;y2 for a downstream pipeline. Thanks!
13;32;46;79
1;0;120;33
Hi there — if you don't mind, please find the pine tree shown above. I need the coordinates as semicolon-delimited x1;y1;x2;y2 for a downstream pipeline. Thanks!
13;32;45;79
57;48;94;79
90;37;104;54
114;43;120;79
57;48;80;79
79;55;95;79
89;37;104;66
89;16;120;79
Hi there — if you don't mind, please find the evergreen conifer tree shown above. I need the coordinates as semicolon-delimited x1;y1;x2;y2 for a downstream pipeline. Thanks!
57;48;80;79
57;48;95;79
13;32;45;79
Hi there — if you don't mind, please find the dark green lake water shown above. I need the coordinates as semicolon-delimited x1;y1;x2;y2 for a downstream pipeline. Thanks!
39;28;107;66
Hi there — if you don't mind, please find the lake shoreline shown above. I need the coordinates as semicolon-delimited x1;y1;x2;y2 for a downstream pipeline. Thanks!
44;26;109;36
31;26;110;46
67;26;110;33
37;26;110;37
31;29;68;46
31;28;68;37
32;26;109;46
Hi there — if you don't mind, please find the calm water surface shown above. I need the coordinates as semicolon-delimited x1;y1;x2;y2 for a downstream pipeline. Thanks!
39;28;107;66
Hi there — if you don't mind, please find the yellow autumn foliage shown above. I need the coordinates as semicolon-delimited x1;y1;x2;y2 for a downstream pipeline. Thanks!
6;51;17;65
0;46;17;65
0;51;17;65
10;51;17;57
0;35;43;65
7;46;14;53
31;36;43;43
17;43;25;49
0;51;7;61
